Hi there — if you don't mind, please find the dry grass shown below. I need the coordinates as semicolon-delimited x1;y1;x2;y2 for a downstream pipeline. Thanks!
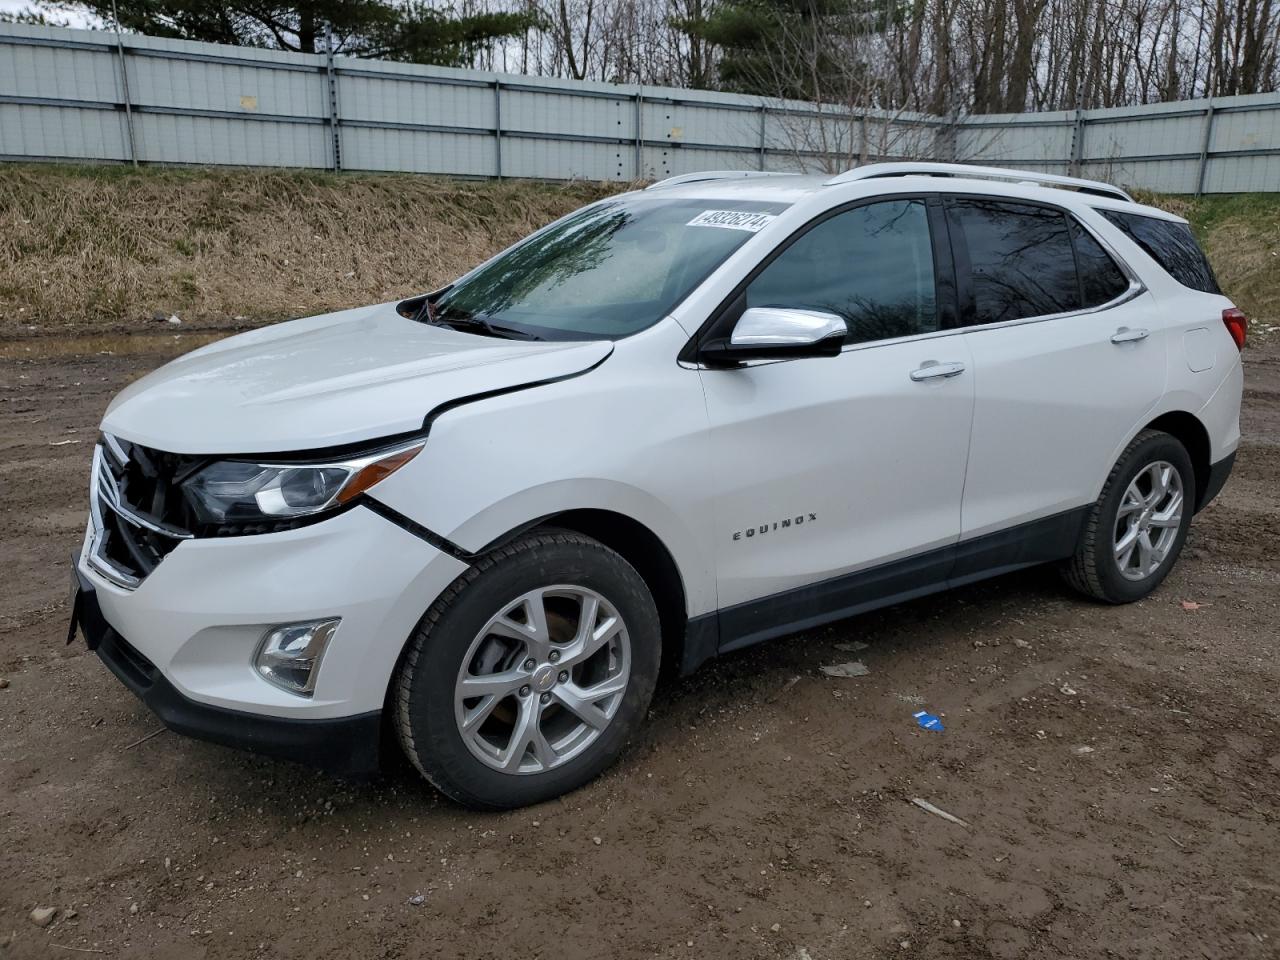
1187;197;1280;337
0;166;625;336
1;167;1275;339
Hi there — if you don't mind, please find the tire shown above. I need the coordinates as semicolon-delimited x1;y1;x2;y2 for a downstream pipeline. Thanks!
1062;429;1195;604
394;530;661;810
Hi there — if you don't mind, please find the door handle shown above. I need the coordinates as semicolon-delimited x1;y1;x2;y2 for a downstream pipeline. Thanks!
1110;326;1150;344
910;360;966;381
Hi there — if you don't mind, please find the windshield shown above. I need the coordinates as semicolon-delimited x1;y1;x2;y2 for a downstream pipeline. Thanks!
431;195;790;340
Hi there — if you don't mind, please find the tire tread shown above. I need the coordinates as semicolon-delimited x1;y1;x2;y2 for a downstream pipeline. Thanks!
1061;428;1177;603
393;529;645;808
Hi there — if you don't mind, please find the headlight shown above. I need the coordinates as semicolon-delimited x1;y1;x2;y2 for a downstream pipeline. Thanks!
184;439;424;526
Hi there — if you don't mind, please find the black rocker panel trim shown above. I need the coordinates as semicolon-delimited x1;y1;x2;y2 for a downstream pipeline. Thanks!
948;506;1088;585
716;506;1089;655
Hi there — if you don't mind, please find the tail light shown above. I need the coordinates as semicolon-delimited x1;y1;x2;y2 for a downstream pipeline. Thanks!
1222;307;1247;350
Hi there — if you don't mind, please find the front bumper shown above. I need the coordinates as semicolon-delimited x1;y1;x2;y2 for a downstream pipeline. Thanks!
71;502;469;774
72;564;383;775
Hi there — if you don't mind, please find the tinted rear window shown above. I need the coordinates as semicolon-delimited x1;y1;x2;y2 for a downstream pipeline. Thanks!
949;199;1081;324
1098;210;1220;294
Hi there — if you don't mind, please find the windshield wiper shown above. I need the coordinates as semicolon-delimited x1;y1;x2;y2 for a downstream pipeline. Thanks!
434;313;545;341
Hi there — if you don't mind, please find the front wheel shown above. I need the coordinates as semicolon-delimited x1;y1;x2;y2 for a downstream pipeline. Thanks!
393;530;661;810
1062;429;1195;603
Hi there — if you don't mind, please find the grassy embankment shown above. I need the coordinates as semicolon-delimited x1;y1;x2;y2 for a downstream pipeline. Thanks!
0;166;624;338
0;165;1275;340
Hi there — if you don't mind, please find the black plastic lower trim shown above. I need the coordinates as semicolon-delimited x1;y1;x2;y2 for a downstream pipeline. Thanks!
1197;451;1235;512
70;561;383;777
716;506;1089;655
949;506;1087;584
679;613;719;676
719;545;955;654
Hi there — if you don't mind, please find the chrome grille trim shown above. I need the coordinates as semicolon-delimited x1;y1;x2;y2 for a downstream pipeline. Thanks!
87;438;195;591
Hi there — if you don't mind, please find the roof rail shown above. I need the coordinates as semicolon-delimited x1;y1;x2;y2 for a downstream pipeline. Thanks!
824;162;1134;203
645;170;798;191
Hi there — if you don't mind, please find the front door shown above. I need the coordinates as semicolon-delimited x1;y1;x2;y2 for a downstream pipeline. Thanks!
696;197;975;648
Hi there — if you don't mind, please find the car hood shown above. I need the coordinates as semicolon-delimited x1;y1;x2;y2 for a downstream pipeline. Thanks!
101;302;613;454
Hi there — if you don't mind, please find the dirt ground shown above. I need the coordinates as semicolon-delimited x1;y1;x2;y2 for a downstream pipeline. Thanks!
1;331;1278;960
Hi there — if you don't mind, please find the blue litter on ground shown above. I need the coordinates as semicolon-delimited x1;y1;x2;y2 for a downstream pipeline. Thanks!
913;710;944;732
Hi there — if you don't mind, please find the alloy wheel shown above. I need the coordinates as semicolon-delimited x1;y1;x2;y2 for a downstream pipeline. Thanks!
453;585;631;775
1113;460;1184;581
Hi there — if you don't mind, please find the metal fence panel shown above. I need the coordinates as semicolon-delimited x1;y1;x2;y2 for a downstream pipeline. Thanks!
961;112;1076;169
342;127;496;176
1205;153;1280;193
135;112;328;167
0;101;129;160
0;34;119;101
128;53;326;118
1;22;1278;192
340;72;492;130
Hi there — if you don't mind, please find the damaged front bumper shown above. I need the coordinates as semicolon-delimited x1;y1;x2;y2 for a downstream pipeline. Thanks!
68;502;469;775
70;559;384;775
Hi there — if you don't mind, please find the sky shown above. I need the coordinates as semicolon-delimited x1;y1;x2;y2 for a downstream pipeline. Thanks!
0;1;100;27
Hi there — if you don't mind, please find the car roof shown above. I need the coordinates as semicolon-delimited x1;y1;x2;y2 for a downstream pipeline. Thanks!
644;164;1186;224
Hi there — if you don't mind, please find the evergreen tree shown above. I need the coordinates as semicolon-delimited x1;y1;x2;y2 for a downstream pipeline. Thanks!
19;1;538;66
677;0;904;98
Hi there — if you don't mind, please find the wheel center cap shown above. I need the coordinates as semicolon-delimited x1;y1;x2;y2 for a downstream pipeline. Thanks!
532;664;557;692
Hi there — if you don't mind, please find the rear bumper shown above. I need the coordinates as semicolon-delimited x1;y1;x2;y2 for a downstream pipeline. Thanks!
72;560;383;776
1197;451;1236;512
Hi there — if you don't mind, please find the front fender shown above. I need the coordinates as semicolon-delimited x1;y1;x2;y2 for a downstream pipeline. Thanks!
366;321;719;619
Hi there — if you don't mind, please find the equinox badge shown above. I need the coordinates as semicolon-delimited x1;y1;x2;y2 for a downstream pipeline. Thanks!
732;513;817;542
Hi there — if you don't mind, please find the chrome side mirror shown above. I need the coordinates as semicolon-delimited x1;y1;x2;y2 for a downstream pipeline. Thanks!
701;307;848;364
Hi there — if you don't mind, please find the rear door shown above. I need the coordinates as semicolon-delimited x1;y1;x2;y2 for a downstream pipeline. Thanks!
696;196;975;643
949;197;1167;553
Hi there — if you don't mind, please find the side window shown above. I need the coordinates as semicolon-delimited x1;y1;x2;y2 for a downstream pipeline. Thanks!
1069;218;1130;307
1098;209;1221;294
950;199;1081;324
745;199;938;345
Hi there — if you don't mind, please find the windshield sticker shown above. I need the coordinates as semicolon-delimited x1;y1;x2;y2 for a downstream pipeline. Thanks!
687;210;777;232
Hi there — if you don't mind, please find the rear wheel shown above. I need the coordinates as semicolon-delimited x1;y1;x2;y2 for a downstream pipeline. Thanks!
1062;429;1194;603
394;530;660;810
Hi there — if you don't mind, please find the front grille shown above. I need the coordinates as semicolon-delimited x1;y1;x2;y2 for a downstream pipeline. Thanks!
88;436;202;588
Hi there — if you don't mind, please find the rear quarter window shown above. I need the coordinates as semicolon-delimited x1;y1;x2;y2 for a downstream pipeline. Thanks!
1069;219;1130;307
1097;209;1221;295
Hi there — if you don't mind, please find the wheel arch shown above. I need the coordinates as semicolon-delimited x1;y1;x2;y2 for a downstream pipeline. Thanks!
376;507;703;773
1142;410;1211;511
511;509;694;679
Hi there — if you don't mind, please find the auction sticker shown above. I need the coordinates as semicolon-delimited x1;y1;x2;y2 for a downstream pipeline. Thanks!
687;210;776;232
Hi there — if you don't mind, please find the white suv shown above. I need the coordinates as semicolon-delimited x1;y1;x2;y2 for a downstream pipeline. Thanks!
71;163;1244;809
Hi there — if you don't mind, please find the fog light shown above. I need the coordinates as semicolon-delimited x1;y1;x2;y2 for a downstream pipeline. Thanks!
254;619;340;696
